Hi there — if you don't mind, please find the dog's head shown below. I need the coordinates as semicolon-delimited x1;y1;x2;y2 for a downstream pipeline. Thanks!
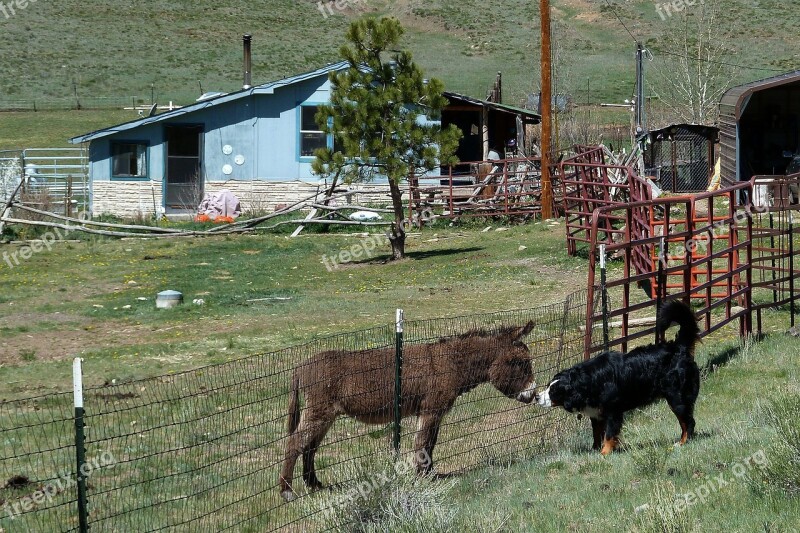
536;372;586;413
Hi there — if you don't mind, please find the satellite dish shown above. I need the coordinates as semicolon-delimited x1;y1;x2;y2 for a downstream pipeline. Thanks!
148;103;158;117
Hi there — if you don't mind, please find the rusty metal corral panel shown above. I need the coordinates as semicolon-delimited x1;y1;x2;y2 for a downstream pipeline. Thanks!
719;70;800;187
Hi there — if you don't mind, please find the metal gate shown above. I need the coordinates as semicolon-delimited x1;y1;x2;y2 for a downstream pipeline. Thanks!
0;148;89;216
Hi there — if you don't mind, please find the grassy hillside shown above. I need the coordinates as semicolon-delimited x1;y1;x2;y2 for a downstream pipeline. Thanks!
0;0;796;113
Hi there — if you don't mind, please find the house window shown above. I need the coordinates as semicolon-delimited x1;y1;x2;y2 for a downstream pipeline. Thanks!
300;106;327;157
111;142;148;179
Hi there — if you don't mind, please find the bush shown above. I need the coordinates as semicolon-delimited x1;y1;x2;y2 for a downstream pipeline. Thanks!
753;394;800;496
635;481;695;533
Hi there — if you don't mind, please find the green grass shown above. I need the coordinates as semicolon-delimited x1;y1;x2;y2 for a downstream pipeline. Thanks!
0;217;797;531
446;335;800;532
0;0;796;149
0;220;585;398
0;109;134;148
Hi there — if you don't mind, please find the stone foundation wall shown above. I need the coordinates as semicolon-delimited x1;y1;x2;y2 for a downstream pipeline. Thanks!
92;181;163;218
91;179;393;218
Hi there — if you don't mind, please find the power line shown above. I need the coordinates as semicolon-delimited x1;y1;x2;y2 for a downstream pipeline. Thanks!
602;0;638;43
601;0;789;73
649;47;788;73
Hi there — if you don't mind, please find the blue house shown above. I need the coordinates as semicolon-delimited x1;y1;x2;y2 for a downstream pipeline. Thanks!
69;62;374;217
71;60;540;218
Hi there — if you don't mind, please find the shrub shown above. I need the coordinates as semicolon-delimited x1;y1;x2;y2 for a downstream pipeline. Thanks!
753;394;800;496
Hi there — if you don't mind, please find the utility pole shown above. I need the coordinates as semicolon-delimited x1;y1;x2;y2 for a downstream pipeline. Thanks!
635;42;644;135
540;0;554;220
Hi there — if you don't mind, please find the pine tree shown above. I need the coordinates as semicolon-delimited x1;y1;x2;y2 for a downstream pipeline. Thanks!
313;17;461;260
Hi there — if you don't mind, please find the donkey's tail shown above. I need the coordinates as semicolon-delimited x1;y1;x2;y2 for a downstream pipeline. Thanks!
657;299;699;355
287;371;301;435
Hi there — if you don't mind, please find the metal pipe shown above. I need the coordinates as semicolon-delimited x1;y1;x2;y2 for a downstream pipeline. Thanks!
243;34;253;90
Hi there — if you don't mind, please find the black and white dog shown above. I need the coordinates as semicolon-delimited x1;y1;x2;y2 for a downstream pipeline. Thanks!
536;300;700;455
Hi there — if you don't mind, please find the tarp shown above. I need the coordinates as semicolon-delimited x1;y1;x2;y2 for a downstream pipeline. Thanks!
196;189;242;223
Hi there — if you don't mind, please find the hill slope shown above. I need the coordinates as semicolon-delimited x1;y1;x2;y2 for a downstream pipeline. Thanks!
0;0;797;108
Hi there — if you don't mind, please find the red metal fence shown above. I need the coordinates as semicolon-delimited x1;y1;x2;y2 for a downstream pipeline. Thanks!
583;175;800;358
750;175;800;331
559;146;642;256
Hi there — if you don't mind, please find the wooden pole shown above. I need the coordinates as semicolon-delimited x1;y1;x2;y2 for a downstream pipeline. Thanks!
540;0;554;219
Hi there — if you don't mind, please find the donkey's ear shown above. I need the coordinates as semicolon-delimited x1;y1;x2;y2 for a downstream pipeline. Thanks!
514;320;536;340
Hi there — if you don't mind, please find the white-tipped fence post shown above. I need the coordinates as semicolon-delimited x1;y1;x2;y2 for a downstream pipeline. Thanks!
73;358;89;533
393;309;404;455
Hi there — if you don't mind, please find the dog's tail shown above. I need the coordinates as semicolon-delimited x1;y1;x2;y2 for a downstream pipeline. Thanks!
287;370;301;435
657;300;700;354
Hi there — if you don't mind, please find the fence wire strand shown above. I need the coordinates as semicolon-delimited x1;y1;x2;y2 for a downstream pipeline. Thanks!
1;291;595;532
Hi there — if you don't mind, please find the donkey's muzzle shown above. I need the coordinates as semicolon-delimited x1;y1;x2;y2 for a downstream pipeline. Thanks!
516;381;537;404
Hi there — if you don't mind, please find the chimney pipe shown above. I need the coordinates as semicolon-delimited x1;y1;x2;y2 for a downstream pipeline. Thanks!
243;34;252;90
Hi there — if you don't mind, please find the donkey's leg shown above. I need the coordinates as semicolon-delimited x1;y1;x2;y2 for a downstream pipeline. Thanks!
413;413;443;474
302;417;334;490
280;411;332;501
413;400;454;474
279;419;304;502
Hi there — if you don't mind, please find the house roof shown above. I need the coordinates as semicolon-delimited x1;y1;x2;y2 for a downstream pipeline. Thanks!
69;61;352;144
443;92;541;124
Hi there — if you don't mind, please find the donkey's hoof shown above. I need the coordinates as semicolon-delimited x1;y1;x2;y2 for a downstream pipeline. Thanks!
281;490;297;502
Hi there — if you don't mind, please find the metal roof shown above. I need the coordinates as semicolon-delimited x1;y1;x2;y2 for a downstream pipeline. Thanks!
719;70;800;185
69;61;352;144
719;70;800;119
443;92;541;124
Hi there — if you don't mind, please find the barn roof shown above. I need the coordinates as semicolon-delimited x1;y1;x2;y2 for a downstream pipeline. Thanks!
719;70;800;119
69;61;352;144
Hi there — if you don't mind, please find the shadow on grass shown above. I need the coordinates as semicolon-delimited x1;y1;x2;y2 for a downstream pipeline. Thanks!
701;344;742;375
350;246;486;266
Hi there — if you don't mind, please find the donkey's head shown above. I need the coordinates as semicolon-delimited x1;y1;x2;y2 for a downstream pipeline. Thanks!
487;321;537;403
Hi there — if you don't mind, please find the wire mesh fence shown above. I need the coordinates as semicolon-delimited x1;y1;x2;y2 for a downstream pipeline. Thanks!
0;96;145;112
0;290;595;532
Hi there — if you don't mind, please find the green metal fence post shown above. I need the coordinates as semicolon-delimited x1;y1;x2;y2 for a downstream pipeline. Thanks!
393;309;404;455
73;358;89;533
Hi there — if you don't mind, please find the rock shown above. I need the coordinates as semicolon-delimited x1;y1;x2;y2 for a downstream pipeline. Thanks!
518;245;527;251
788;326;800;337
122;305;132;309
127;280;138;286
193;298;206;306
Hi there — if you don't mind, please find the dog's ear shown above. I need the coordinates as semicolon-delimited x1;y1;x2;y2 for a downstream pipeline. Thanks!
513;321;536;341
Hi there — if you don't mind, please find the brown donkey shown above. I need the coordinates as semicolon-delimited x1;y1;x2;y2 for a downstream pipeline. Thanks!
279;322;536;501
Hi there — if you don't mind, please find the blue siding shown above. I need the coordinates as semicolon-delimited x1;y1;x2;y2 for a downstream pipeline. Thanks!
88;74;335;184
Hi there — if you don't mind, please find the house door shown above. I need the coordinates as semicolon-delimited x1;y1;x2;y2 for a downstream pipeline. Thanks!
165;125;203;209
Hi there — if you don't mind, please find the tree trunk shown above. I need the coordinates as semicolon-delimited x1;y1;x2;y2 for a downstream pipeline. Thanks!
387;178;406;260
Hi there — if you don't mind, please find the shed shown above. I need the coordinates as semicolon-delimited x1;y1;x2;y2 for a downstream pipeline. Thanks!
719;71;800;186
642;124;718;193
441;92;541;168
